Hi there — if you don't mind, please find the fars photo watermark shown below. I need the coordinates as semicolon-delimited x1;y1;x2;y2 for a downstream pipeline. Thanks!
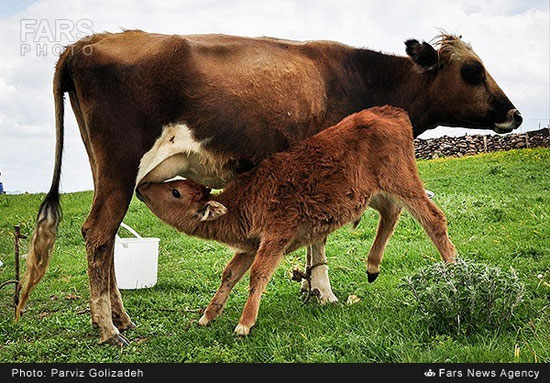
20;18;94;57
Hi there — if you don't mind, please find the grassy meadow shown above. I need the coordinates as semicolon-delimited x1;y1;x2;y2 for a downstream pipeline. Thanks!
0;148;549;363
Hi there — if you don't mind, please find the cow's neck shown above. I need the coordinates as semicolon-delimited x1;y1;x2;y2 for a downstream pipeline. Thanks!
354;49;436;137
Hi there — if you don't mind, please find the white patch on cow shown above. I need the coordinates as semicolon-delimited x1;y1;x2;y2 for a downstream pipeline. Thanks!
493;121;516;133
90;293;120;342
136;123;233;188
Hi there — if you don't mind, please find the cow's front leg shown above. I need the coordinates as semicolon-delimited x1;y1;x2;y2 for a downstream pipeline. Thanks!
301;238;338;304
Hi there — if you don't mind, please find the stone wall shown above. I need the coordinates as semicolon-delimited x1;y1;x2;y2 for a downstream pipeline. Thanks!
414;128;550;160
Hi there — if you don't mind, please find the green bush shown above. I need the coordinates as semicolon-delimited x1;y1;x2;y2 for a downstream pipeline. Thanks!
401;259;525;334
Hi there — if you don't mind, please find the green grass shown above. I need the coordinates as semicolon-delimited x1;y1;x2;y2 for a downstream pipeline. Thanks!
0;148;549;363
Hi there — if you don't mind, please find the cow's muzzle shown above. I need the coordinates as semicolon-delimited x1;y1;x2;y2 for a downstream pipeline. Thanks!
493;109;523;134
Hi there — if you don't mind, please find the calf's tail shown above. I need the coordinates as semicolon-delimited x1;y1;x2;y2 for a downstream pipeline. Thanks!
16;52;70;319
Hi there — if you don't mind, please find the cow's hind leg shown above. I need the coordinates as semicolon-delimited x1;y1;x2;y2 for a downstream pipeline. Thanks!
91;261;134;332
109;260;135;332
366;194;402;282
82;176;136;345
70;94;137;335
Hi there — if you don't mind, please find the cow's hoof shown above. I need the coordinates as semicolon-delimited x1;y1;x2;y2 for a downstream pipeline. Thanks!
102;333;130;347
198;315;210;326
234;323;251;336
116;320;137;332
367;271;379;283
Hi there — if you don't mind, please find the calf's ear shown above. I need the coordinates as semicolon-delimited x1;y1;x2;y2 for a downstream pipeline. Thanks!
405;39;439;71
198;201;228;221
201;185;212;199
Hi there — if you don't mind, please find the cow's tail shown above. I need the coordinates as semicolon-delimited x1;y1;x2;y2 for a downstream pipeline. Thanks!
16;52;70;320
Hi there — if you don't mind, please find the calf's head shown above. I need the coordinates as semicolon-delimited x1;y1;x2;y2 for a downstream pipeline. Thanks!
406;34;522;133
137;180;227;228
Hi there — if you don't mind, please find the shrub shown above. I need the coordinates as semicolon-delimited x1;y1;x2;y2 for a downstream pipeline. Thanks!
401;259;525;334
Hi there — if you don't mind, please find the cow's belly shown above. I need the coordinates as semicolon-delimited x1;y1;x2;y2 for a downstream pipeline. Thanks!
136;123;236;189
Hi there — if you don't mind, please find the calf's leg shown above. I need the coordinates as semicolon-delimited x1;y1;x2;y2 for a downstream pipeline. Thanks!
366;194;403;282
380;146;457;263
235;240;287;336
301;239;338;304
400;194;456;262
301;245;312;293
385;174;456;263
199;251;255;326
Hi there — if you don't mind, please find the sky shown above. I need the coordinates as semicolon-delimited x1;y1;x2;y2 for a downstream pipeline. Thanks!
0;0;548;193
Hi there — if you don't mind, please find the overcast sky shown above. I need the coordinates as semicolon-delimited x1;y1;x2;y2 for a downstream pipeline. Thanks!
0;0;548;193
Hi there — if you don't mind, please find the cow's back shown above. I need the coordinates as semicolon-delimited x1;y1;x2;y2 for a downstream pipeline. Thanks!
66;31;356;161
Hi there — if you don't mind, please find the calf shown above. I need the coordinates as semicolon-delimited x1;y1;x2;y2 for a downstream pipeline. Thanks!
137;106;457;335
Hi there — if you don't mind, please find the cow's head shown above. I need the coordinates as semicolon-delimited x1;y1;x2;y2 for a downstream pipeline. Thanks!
136;180;227;229
405;34;522;134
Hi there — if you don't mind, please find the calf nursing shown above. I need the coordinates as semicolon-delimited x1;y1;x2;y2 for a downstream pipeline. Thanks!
137;106;457;335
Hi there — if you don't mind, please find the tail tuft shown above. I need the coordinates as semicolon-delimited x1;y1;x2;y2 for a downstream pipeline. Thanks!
16;191;61;320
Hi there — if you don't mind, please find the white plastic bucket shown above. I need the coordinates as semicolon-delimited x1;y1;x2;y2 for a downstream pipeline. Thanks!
114;222;159;290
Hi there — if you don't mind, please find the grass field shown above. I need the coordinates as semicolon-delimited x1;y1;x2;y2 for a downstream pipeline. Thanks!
0;148;549;363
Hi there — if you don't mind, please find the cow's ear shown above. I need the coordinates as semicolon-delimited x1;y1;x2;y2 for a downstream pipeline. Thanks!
198;201;227;221
405;39;439;71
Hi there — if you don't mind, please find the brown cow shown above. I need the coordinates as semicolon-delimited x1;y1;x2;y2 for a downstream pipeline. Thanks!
137;106;457;336
17;31;520;345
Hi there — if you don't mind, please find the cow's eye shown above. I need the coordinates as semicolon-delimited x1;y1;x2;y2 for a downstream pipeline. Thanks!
461;61;485;85
171;189;181;199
